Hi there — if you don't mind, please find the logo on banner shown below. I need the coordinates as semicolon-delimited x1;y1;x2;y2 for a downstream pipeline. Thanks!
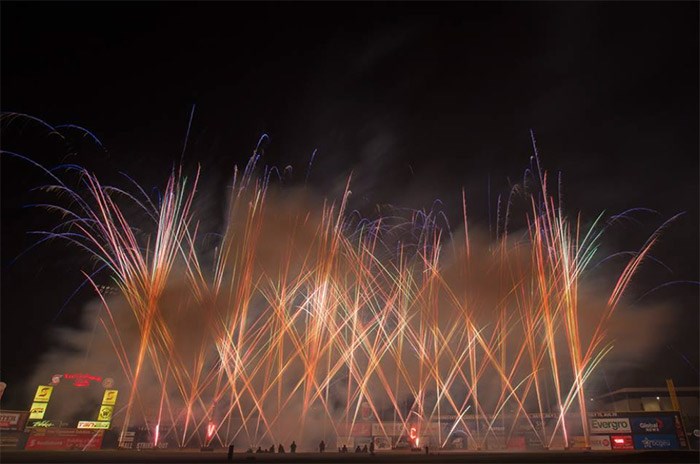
102;390;119;406
78;421;111;429
589;417;631;433
33;386;53;403
610;435;634;450
631;416;674;434
97;405;114;422
634;434;678;450
29;402;48;420
589;435;611;450
638;419;664;433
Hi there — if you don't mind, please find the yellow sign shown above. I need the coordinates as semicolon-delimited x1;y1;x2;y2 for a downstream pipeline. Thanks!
102;389;119;406
33;385;53;403
666;378;681;411
29;402;48;420
97;405;114;422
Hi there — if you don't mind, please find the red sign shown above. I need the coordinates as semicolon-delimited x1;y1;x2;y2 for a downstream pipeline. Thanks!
0;410;29;431
611;434;634;450
25;428;103;450
62;373;102;388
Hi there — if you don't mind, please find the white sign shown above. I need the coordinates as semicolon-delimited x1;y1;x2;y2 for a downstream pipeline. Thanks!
589;417;631;434
372;422;406;436
590;435;612;450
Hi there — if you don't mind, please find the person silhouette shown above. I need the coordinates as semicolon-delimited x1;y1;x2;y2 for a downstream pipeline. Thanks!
319;440;326;453
290;441;297;453
278;444;285;453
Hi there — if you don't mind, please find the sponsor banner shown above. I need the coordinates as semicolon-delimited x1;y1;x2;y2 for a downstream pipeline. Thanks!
569;435;587;449
33;386;53;403
0;431;22;449
25;428;103;450
0;410;29;431
130;441;169;450
507;435;526;450
337;422;372;437
631;416;675;435
77;421;111;430
589;417;631;434
373;436;391;450
589;411;622;418
336;436;355;449
97;405;114;422
486;435;506;450
372;422;405;436
102;389;119;406
633;434;679;450
548;435;566;450
610;434;634;450
518;417;552;432
118;431;135;448
674;415;688;449
29;420;58;428
590;435;611;450
524;432;544;450
527;412;560;419
63;373;102;388
29;402;48;420
418;422;442;435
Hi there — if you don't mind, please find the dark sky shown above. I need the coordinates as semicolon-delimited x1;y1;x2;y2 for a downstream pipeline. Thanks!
1;2;698;408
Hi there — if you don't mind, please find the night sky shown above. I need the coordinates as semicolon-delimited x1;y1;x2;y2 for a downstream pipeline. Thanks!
1;2;698;409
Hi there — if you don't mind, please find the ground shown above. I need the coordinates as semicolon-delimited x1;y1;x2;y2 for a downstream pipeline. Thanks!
1;450;698;464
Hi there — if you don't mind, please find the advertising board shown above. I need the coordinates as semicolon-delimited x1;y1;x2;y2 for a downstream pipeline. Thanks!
337;422;372;437
373;436;391;450
610;434;634;450
569;435;587;449
33;386;53;403
589;435;611;450
371;422;405;436
486;435;506;450
633;434;679;450
0;410;29;431
0;432;23;449
507;435;526;450
336;436;355;449
548;435;566;450
630;416;675;435
118;431;135;448
25;428;103;450
97;405;114;422
77;421;111;430
589;417;631;434
101;390;119;406
28;402;48;420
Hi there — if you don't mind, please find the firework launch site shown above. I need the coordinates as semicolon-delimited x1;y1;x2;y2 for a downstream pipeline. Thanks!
1;448;699;464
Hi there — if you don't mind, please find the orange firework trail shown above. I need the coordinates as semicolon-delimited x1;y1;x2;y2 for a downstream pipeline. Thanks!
9;137;673;451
